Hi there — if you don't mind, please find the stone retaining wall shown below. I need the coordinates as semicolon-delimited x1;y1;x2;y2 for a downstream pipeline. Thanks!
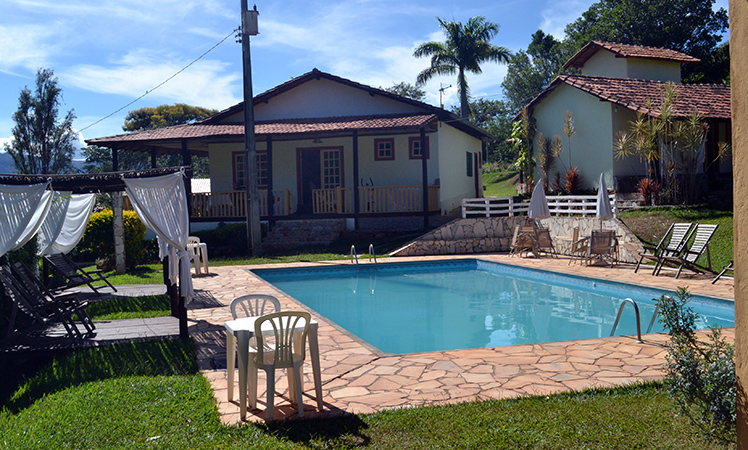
390;216;644;263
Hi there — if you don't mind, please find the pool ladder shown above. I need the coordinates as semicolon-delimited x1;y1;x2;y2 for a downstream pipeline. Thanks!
609;298;662;343
350;244;378;269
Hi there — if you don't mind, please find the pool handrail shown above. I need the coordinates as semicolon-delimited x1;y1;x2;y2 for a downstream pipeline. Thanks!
610;298;643;343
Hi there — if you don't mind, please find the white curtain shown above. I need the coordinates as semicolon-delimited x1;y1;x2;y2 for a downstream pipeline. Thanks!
0;182;53;257
37;193;96;256
124;171;193;303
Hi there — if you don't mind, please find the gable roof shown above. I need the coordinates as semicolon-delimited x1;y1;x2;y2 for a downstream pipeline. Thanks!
86;113;443;152
204;68;447;124
522;75;730;120
563;41;701;70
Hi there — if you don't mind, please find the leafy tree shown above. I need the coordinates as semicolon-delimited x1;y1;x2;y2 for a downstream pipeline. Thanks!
4;68;76;174
564;0;728;83
414;16;511;118
84;104;217;177
382;82;426;101
122;103;217;132
451;98;516;164
502;31;568;113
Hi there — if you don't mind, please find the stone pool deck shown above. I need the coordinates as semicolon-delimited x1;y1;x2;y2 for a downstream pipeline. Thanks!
186;254;734;423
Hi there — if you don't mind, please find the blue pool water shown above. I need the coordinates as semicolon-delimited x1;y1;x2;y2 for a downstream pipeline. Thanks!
253;259;735;354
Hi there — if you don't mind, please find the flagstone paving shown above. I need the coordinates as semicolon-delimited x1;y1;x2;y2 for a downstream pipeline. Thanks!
186;254;734;423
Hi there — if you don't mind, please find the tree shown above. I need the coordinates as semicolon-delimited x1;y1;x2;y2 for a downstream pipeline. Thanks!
84;103;217;177
564;0;728;83
414;16;511;118
5;68;76;174
451;98;516;164
382;82;426;102
502;31;568;113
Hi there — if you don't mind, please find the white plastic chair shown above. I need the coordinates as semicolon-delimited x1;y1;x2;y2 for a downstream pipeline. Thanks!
226;294;282;404
250;311;311;421
187;236;209;275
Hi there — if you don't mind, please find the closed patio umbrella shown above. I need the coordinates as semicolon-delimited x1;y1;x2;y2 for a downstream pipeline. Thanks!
596;173;613;228
528;179;551;220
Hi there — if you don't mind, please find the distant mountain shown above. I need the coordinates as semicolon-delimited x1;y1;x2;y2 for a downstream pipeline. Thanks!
0;153;86;175
0;152;15;174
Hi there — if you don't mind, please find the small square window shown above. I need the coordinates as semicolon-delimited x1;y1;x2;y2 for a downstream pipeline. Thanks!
374;138;395;161
409;136;430;159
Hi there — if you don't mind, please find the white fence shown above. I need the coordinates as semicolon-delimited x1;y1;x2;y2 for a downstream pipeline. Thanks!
462;194;618;219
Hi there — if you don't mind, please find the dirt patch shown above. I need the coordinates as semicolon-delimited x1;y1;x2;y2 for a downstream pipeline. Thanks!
619;216;672;245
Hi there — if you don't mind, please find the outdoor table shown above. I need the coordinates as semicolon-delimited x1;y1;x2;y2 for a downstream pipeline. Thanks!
225;316;323;420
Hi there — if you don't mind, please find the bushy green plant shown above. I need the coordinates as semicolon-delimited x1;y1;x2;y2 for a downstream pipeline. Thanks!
78;209;146;269
191;223;248;258
658;287;736;444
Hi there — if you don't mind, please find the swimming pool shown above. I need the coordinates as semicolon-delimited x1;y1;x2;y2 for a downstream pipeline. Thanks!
253;259;735;354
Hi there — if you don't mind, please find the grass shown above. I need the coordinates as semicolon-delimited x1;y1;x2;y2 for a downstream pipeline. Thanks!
482;169;520;198
83;295;171;321
0;338;731;449
619;206;733;271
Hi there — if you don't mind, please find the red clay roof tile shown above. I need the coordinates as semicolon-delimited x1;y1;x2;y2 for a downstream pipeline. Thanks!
564;41;700;69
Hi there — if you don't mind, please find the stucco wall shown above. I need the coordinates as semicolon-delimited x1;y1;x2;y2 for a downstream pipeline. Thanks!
437;123;482;213
611;107;648;178
729;0;748;443
581;51;628;78
532;84;614;190
249;78;424;121
626;58;681;82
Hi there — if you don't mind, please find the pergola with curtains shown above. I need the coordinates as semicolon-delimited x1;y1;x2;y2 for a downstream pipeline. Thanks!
0;167;194;338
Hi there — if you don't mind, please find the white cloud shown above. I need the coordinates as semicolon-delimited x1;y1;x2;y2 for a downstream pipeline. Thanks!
61;49;241;110
0;24;58;74
0;136;13;152
539;0;591;39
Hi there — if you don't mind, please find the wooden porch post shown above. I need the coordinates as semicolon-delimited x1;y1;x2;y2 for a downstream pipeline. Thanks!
352;130;360;229
151;148;157;168
266;135;274;223
420;127;429;228
112;145;119;172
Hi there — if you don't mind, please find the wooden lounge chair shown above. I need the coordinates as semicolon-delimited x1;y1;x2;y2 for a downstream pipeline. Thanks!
12;262;95;333
0;265;84;340
634;222;693;274
712;260;734;284
44;253;117;294
654;223;718;278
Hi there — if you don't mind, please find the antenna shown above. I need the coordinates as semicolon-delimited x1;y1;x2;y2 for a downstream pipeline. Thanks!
439;83;452;109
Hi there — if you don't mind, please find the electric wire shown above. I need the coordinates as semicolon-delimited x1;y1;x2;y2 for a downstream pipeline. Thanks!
78;27;239;133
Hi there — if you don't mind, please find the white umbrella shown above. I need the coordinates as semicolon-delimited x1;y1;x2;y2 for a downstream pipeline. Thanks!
596;173;613;228
528;179;551;220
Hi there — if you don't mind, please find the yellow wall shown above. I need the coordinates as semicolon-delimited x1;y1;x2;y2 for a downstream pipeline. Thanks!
729;0;747;445
437;123;482;213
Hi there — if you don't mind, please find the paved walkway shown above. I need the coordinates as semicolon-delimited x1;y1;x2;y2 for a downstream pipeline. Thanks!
186;255;734;423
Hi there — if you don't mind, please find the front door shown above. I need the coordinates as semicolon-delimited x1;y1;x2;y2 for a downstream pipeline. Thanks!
296;146;344;214
297;149;321;213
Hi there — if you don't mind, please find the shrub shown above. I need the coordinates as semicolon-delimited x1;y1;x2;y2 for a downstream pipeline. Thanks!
637;177;661;206
658;287;736;444
78;209;146;269
191;223;248;258
563;166;582;194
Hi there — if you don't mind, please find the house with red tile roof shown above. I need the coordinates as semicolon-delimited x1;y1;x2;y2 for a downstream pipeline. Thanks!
521;41;731;193
88;69;490;230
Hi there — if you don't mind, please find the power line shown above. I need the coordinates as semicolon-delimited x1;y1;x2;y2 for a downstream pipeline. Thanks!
78;27;239;134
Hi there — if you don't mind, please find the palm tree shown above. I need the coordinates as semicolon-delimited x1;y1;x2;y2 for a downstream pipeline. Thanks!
414;16;511;118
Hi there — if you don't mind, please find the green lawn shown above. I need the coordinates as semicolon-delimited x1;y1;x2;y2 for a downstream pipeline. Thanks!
482;170;520;198
0;338;731;449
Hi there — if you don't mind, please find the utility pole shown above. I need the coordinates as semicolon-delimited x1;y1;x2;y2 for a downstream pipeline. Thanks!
241;0;262;256
439;83;452;109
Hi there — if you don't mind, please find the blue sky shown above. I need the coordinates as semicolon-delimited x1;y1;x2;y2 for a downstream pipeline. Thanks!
0;0;729;159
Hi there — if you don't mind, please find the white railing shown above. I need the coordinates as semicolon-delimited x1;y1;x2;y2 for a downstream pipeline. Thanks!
462;193;618;218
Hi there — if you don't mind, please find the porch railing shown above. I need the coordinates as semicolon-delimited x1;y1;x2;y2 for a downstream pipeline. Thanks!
190;189;293;219
312;185;440;214
462;193;618;218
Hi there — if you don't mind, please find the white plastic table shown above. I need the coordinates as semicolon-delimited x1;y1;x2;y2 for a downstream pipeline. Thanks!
225;316;322;420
